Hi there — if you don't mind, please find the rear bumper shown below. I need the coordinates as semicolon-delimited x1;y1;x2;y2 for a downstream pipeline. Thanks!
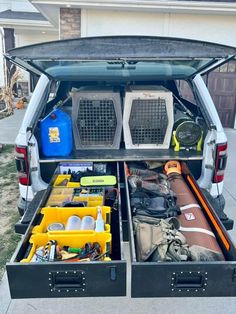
16;190;47;234
17;197;31;216
213;195;233;230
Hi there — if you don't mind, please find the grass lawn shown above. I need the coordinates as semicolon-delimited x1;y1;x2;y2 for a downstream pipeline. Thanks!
0;145;21;279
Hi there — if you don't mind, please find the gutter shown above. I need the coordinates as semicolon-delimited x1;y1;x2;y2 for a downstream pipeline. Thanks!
31;0;236;14
0;18;55;29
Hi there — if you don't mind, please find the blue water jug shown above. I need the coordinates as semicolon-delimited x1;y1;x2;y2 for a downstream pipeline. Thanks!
40;109;72;157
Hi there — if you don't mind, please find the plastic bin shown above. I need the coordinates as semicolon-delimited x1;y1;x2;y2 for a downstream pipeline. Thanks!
53;175;81;188
46;187;104;207
32;206;111;234
46;188;74;207
20;232;112;263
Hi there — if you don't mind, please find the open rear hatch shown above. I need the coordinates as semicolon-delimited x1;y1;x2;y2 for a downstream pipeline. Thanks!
5;36;236;79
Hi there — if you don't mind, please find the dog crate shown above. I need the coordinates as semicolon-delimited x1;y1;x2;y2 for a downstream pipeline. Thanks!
123;89;174;149
72;91;122;150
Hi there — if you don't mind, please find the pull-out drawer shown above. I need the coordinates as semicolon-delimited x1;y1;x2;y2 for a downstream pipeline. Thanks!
7;162;126;299
124;161;236;298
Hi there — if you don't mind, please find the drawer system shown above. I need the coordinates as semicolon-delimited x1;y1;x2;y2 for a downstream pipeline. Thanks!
7;160;236;299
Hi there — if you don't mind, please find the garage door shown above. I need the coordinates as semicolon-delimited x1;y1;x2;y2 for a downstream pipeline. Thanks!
206;61;236;128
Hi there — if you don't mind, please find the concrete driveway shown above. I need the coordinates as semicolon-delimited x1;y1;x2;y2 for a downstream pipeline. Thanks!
1;129;236;314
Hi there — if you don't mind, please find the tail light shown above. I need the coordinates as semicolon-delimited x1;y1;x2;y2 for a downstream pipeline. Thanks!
15;145;31;185
213;142;227;183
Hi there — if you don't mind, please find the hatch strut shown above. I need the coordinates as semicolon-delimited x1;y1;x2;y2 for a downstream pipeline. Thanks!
4;54;53;79
198;55;235;77
27;60;53;80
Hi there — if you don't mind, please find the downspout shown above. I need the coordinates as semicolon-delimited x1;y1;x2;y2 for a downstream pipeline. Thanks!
3;27;16;86
0;27;7;86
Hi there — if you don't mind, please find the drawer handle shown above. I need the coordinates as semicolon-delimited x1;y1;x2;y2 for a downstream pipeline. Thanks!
174;273;204;288
50;271;86;292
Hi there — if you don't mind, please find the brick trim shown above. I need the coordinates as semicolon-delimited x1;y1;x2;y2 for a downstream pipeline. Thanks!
60;8;81;40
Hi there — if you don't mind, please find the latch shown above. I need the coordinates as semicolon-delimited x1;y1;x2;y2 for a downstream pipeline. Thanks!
110;266;117;281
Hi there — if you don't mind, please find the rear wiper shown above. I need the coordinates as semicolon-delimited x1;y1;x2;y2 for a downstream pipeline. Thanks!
107;60;136;70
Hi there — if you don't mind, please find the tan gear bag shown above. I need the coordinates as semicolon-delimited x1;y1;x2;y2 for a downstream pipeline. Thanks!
133;216;190;262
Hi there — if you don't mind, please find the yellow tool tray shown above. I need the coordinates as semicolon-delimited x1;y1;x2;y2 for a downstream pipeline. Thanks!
32;206;111;234
46;187;104;207
53;174;81;188
20;232;112;263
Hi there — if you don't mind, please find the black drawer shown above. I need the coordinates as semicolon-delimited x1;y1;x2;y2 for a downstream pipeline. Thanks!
131;262;236;298
123;161;236;298
7;162;126;299
7;261;126;298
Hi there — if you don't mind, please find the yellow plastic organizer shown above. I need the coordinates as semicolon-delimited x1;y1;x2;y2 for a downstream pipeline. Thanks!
53;174;81;188
46;187;104;207
32;206;111;234
20;232;112;263
46;188;73;207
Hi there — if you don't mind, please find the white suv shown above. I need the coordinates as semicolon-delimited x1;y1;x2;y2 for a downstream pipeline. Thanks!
5;36;234;231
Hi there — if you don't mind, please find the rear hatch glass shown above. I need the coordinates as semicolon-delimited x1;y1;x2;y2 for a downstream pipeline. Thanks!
5;36;236;80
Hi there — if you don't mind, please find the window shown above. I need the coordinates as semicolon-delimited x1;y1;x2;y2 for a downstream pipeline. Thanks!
176;80;197;105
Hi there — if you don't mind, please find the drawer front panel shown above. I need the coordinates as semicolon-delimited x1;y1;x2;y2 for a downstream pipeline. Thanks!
132;263;236;298
7;261;126;298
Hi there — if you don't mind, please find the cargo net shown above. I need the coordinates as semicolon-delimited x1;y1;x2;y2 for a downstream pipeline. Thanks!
77;99;117;146
129;99;168;145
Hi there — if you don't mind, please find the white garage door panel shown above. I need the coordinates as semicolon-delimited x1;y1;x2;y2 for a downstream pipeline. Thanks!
84;9;236;47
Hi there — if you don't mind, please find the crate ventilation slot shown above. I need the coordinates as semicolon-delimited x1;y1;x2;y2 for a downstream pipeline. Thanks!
123;90;174;149
72;92;122;150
